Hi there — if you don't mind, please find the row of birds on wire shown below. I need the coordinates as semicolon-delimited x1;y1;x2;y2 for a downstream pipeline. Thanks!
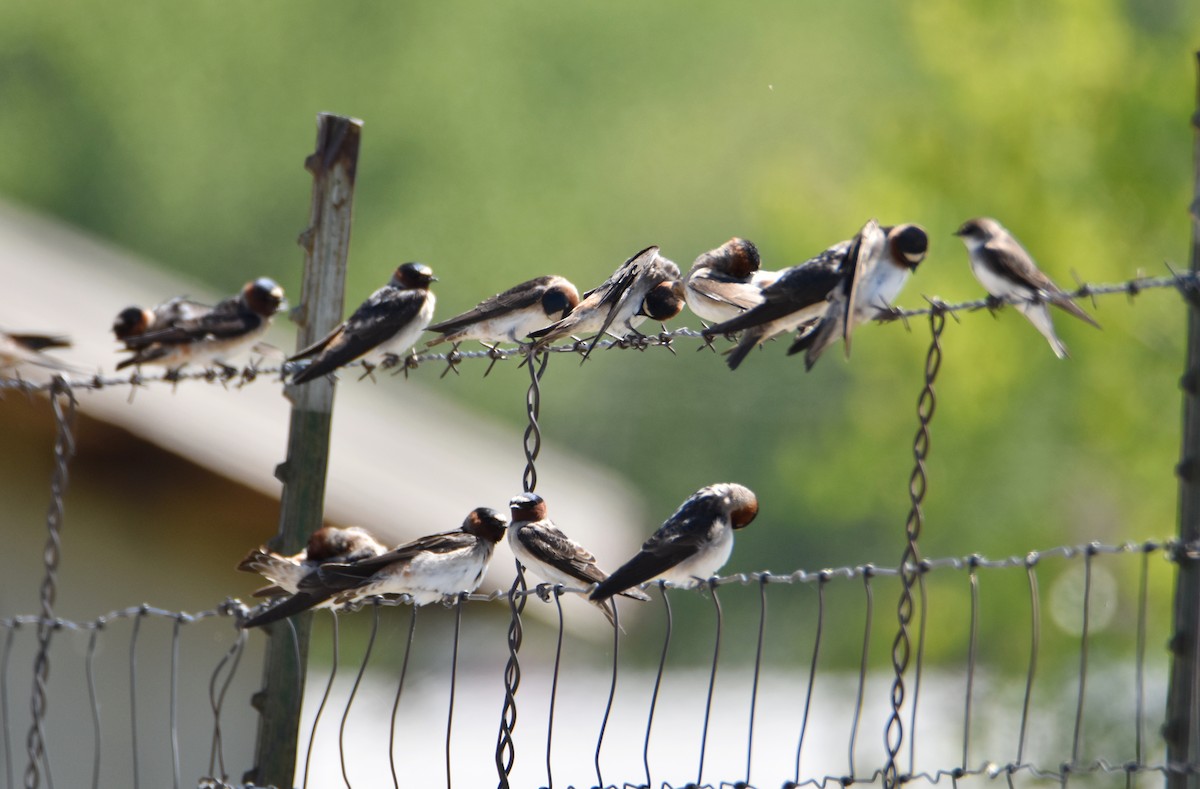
239;482;760;629
0;216;1101;381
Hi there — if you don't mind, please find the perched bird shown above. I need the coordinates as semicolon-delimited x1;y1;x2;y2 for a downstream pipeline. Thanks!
683;237;776;324
590;483;759;602
241;508;508;628
528;246;684;358
112;296;212;345
506;492;650;627
237;525;387;599
954;217;1100;358
424;275;579;348
117;278;286;371
290;262;437;384
792;221;928;369
702;239;851;370
0;331;77;374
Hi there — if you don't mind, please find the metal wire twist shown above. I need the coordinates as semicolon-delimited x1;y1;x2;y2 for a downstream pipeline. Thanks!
23;377;76;789
883;308;945;789
495;349;545;788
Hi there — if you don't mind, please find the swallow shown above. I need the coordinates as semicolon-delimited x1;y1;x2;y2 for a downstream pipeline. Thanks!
506;492;650;627
701;238;851;370
527;246;683;357
290;262;437;384
424;275;580;348
792;221;928;369
590;483;758;602
954;217;1100;358
112;296;212;346
116;278;286;371
0;331;78;374
242;508;508;628
237;525;388;599
683;238;777;324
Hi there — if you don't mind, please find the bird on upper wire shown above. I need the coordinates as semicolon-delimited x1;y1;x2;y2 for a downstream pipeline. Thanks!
424;275;580;350
683;237;778;325
289;262;437;384
954;217;1100;358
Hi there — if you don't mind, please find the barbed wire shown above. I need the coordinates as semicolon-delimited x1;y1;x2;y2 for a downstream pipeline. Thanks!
0;270;1191;396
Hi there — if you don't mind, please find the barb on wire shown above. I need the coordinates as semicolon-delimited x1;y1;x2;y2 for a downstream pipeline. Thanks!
24;376;76;789
884;308;946;789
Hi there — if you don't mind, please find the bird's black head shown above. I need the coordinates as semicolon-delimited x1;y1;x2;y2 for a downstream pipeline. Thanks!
395;262;437;289
508;492;547;521
541;280;580;320
888;224;929;269
953;218;993;241
464;507;509;543
639;281;686;321
243;278;287;317
112;306;152;341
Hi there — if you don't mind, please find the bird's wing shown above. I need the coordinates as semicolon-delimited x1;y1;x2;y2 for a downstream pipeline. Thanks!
519;523;606;586
427;277;553;333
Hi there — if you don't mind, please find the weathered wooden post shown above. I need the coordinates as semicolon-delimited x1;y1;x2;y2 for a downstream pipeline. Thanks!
245;112;361;789
1167;51;1200;789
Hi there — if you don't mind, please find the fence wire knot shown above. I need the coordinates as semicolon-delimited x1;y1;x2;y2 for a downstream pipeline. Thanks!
884;309;945;789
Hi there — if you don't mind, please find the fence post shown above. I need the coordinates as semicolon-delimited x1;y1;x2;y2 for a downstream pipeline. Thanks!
1167;51;1200;788
245;112;362;789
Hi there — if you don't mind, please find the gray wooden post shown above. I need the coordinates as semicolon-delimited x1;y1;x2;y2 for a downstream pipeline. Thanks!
1167;51;1200;788
245;112;362;789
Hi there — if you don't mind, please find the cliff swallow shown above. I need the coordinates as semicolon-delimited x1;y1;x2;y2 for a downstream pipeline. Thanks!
527;246;683;358
506;493;650;627
116;278;286;371
112;296;212;345
701;239;850;370
237;525;387;599
793;221;927;369
591;483;758;602
955;217;1100;358
290;262;436;384
424;275;580;348
0;331;78;374
684;238;776;324
242;508;507;628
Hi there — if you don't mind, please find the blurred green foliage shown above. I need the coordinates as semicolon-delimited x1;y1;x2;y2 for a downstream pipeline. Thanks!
1;0;1196;668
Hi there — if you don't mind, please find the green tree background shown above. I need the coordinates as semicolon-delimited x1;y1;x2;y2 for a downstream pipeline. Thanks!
1;0;1196;668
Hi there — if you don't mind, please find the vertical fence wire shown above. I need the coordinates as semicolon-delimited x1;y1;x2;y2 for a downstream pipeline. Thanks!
1069;546;1097;780
1135;546;1151;783
884;309;946;789
3;625;16;789
907;569;928;775
23;377;76;789
129;608;144;789
595;606;620;789
207;626;245;783
389;605;418;789
85;626;100;789
496;349;546;788
849;569;874;780
962;560;980;772
545;587;565;789
339;602;381;789
745;573;769;788
644;584;672;789
446;594;465;789
793;574;827;787
302;612;339;789
1012;557;1041;783
696;581;724;787
169;617;182;789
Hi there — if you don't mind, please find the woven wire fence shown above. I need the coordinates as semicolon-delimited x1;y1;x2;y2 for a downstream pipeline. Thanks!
0;273;1196;788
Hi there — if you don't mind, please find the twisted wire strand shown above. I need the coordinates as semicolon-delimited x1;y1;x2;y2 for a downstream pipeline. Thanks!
0;271;1189;395
23;377;75;789
884;310;945;789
